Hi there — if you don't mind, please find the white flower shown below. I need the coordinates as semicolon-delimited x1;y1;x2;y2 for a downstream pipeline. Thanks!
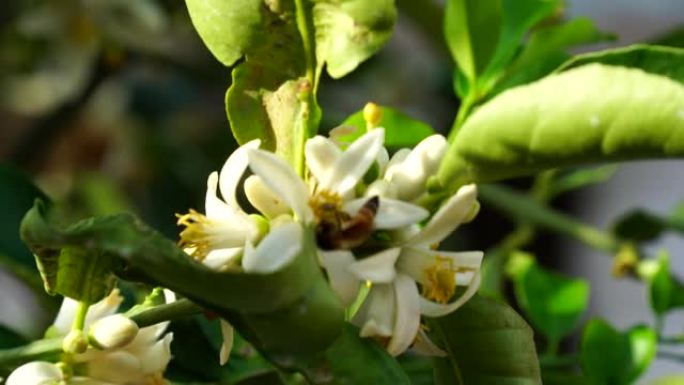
322;185;482;356
176;140;263;270
8;290;174;385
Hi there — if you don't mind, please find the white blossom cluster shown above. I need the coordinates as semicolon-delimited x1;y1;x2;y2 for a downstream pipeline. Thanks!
7;289;174;385
176;120;483;360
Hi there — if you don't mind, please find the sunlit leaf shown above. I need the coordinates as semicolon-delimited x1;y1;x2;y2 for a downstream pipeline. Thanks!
340;105;434;148
650;375;684;385
443;0;502;82
430;294;542;385
437;64;684;189
580;320;657;385
646;252;684;315
508;253;589;343
314;0;397;79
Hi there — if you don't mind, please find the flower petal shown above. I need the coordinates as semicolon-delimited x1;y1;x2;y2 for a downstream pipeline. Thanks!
398;248;483;286
242;222;303;273
344;197;428;229
219;320;234;366
420;272;481;317
406;184;478;247
202;248;243;270
218;139;260;208
244;175;289;219
347;248;400;283
136;333;173;374
352;283;395;338
53;290;123;335
87;350;143;383
319;250;360;306
412;328;447;357
386;135;447;201
305;136;342;185
324;129;384;195
247;149;313;223
387;273;421;356
6;362;62;385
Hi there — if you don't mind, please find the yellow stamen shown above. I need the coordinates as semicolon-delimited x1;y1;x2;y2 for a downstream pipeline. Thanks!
309;190;346;224
176;209;214;260
422;256;459;304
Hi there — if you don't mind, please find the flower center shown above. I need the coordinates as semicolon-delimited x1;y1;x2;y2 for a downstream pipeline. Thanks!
176;209;218;260
422;256;458;304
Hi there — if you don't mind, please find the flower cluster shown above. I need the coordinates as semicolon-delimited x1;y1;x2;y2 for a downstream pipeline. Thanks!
7;290;174;385
175;113;482;359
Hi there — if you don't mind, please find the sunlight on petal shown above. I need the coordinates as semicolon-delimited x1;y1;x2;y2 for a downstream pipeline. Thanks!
387;274;421;356
218;139;260;208
219;320;234;366
305;136;342;184
242;222;302;273
319;250;360;306
325;129;384;195
347;248;400;283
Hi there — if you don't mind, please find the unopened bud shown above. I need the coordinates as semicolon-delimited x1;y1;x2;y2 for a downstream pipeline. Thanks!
88;314;139;350
63;330;88;354
463;201;481;223
363;102;383;129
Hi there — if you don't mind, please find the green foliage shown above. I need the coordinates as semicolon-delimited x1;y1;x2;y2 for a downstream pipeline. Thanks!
645;252;684;315
443;0;502;82
437;64;684;189
508;253;590;344
430;294;542;385
612;211;666;242
313;0;397;79
651;376;684;385
557;45;684;84
547;166;618;198
580;320;657;385
340;105;435;148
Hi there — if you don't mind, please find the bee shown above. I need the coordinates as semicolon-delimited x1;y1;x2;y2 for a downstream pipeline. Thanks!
315;196;379;250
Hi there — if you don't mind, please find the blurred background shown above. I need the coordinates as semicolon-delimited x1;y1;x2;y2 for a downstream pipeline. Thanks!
0;0;682;383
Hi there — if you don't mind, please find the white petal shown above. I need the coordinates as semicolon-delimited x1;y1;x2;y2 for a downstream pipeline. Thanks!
345;198;428;230
347;248;400;283
387;274;421;356
319;250;360;306
242;222;303;273
376;147;390;175
324;129;384;195
87;351;143;383
6;362;62;385
53;290;123;335
136;333;173;374
411;328;447;357
218;139;260;208
247;149;313;223
202;248;242;270
305;136;342;184
384;148;411;180
420;272;481;317
365;179;396;198
398;248;483;286
219;320;234;366
387;135;447;201
352;284;395;338
244;175;289;219
407;184;477;247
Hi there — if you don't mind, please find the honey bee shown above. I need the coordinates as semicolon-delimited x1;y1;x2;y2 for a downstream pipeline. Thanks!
315;196;379;250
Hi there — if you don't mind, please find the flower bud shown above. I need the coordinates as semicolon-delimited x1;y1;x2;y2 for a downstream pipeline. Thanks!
88;314;139;350
363;102;382;129
63;330;88;354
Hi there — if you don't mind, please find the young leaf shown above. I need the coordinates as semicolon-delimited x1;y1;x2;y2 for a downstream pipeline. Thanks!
437;64;684;189
557;44;684;84
339;105;435;148
491;17;611;96
508;253;590;344
429;294;542;385
443;0;502;82
580;320;657;385
612;210;666;242
314;0;397;79
547;165;618;197
184;0;262;67
646;252;684;315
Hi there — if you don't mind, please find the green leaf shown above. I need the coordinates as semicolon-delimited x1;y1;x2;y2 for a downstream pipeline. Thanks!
653;25;684;48
436;64;684;188
430;294;542;385
580;320;657;385
651;376;684;385
491;17;612;95
612;210;666;242
397;354;433;385
339;105;435;148
314;0;397;79
646;252;684;315
0;164;49;269
0;325;28;349
443;0;502;82
557;44;684;84
548;165;617;197
508;253;590;343
184;0;263;67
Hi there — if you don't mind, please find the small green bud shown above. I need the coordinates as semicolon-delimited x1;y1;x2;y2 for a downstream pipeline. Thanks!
63;330;88;354
88;314;139;350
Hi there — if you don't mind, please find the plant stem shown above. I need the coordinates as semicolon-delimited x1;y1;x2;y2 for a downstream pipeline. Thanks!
448;93;476;143
479;184;620;253
128;298;202;328
294;0;315;87
71;301;90;332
